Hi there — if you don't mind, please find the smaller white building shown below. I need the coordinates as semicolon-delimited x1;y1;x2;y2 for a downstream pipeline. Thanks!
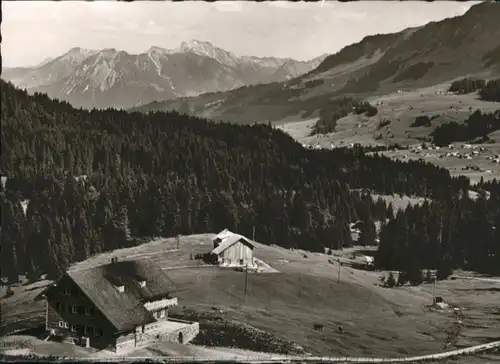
211;229;256;267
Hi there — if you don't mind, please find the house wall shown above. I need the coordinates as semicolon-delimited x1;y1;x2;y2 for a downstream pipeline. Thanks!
47;299;118;350
218;240;254;266
115;320;200;354
46;276;198;353
45;276;118;350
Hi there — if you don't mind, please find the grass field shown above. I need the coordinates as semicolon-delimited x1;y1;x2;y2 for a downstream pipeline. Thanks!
371;194;429;211
1;233;499;359
380;142;500;184
275;84;500;183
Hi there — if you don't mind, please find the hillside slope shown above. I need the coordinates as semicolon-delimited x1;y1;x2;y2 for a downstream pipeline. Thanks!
133;2;500;124
2;235;500;358
1;78;474;283
1;40;326;110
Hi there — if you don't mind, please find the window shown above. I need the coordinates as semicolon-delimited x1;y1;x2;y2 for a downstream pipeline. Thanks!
64;287;71;296
70;324;76;332
55;301;62;311
84;326;92;335
75;325;83;334
64;322;69;329
84;307;94;316
153;311;158;319
58;321;64;328
71;305;78;314
77;306;85;315
159;309;166;318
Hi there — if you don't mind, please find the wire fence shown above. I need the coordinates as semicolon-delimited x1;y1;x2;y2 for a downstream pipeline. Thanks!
16;340;498;363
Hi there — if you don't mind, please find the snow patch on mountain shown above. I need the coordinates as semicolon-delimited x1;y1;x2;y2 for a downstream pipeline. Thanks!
177;40;246;68
3;40;327;109
147;47;178;96
148;51;163;76
56;47;99;66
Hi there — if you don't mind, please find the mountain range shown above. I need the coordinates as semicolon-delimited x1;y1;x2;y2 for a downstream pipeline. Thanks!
1;40;327;110
132;1;500;124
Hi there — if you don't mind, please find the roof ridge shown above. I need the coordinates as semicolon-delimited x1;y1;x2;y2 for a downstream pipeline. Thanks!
65;257;172;332
68;257;154;272
211;233;255;255
65;271;123;333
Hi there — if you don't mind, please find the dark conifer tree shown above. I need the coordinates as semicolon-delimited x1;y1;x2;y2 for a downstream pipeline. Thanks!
359;218;377;246
0;79;499;281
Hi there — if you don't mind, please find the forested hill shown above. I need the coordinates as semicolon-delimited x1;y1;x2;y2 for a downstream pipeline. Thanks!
1;80;498;283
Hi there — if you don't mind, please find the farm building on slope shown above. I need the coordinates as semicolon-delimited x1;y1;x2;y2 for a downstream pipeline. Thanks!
211;229;256;267
40;258;199;353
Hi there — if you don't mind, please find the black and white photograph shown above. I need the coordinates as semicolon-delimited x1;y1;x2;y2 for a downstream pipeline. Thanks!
1;0;500;362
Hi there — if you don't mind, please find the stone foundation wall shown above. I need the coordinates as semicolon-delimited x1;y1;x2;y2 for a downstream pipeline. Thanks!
115;320;200;354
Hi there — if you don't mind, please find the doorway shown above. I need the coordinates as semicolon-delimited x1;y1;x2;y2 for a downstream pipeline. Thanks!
178;332;183;343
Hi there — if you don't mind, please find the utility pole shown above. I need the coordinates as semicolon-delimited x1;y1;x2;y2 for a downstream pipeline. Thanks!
176;234;180;250
434;209;443;305
337;259;342;284
439;211;443;246
432;275;437;305
252;226;255;242
244;263;249;302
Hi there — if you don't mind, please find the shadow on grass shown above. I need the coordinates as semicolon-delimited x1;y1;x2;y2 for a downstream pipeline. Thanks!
455;287;500;292
15;325;46;338
353;249;377;256
25;283;51;293
21;278;46;287
0;324;45;338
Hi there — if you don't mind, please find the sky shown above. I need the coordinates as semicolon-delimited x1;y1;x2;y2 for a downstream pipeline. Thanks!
2;1;480;68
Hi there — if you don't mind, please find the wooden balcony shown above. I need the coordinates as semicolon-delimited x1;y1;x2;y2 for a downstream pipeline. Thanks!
143;297;178;311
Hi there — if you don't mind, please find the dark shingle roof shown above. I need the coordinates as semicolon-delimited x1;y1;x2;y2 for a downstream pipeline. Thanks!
65;258;174;333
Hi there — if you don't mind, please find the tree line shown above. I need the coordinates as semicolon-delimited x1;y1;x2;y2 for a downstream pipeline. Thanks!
431;110;500;146
312;97;377;135
411;114;440;128
448;78;487;95
0;80;497;284
448;77;500;102
376;181;500;281
479;79;500;102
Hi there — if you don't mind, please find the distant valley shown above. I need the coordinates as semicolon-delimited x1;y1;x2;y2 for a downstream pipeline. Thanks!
2;1;500;361
133;2;500;126
1;40;327;110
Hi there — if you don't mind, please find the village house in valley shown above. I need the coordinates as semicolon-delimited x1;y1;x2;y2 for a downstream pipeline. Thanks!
42;258;199;353
211;229;256;267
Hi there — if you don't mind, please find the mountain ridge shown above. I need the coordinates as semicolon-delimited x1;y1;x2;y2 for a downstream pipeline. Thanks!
1;40;327;110
133;1;500;124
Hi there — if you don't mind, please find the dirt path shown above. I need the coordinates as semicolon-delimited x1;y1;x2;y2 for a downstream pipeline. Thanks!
452;275;500;283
